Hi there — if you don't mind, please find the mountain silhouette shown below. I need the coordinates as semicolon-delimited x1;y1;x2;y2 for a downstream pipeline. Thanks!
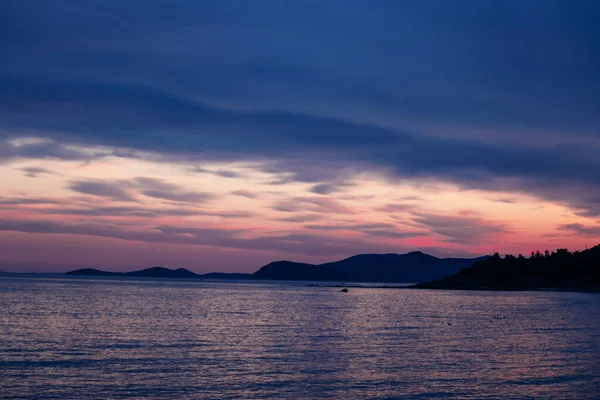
252;261;344;281
252;252;485;282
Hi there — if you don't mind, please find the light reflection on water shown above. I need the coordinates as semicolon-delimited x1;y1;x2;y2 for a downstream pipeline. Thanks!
1;276;599;399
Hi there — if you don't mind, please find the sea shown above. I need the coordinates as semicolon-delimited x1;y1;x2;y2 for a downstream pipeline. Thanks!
1;275;599;399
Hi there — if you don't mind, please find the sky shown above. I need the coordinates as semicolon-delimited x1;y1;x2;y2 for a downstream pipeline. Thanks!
1;0;600;273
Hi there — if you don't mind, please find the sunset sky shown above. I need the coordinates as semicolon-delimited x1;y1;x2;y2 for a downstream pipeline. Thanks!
1;0;599;272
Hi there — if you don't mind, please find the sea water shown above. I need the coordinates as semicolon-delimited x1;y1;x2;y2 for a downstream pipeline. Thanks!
1;276;599;399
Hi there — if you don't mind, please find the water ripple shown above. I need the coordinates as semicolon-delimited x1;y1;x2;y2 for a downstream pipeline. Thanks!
1;276;599;399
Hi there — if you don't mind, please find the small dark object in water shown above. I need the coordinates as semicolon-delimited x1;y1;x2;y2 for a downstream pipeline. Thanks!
447;322;452;325
341;288;348;293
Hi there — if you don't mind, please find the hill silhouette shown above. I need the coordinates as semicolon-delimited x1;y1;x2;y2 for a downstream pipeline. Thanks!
252;252;485;282
67;267;254;279
414;245;600;291
67;267;204;279
252;261;344;281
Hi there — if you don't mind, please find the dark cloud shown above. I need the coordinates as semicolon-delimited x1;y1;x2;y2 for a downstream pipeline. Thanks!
192;167;244;179
574;204;600;218
3;0;598;129
198;210;255;219
231;189;258;199
309;181;354;195
0;197;61;206
214;170;242;178
306;222;394;231
66;177;218;204
261;160;360;186
376;203;415;213
557;223;600;237
491;197;519;204
398;196;423;202
412;213;506;244
1;0;599;215
69;180;135;202
273;196;352;214
140;189;213;203
21;167;53;178
135;177;216;203
278;214;324;223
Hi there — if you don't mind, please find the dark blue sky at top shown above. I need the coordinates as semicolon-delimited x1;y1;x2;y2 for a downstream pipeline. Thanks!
1;0;600;215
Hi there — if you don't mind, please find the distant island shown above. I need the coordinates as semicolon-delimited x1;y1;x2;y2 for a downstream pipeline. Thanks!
66;267;251;280
414;246;600;292
66;252;484;283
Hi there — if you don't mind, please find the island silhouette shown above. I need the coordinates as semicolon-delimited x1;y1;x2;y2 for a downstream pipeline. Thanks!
65;246;600;292
67;251;485;283
66;267;251;280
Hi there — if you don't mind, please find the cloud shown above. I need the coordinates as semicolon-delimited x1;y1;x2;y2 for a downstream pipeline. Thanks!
4;1;598;131
363;229;424;239
140;190;213;203
490;197;519;204
305;222;424;239
135;177;216;203
574;204;600;218
306;222;394;231
273;196;352;214
0;218;406;256
2;74;600;216
231;189;258;199
278;214;324;223
66;177;218;204
197;210;255;219
39;206;198;218
1;1;600;221
0;137;112;164
192;167;244;179
69;180;135;202
0;197;61;206
21;167;53;178
398;196;423;202
0;195;254;220
557;223;600;237
376;203;415;213
309;181;354;195
411;212;506;244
